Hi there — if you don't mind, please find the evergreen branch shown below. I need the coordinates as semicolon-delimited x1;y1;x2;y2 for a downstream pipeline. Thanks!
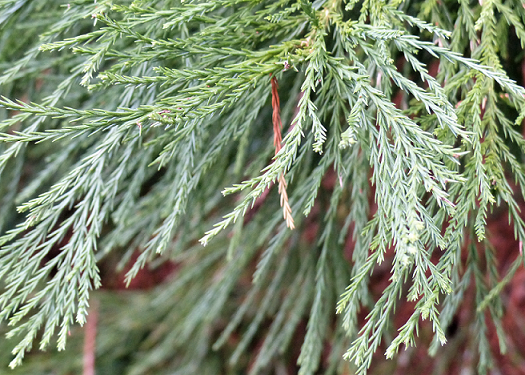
1;0;525;373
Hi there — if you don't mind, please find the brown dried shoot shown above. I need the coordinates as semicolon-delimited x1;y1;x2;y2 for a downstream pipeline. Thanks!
271;76;295;229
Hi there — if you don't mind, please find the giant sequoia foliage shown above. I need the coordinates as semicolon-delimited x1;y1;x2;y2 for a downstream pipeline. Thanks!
1;0;525;374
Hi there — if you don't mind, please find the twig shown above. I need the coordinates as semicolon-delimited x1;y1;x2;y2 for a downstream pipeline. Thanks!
271;76;295;229
83;298;99;375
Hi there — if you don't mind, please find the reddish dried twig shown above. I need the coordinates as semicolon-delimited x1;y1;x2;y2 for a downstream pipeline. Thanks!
271;77;283;152
271;76;295;229
83;299;99;375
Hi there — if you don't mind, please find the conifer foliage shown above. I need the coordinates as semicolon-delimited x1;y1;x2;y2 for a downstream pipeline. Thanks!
1;0;525;373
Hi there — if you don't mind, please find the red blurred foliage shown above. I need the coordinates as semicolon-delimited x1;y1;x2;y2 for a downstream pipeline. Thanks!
107;252;178;290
